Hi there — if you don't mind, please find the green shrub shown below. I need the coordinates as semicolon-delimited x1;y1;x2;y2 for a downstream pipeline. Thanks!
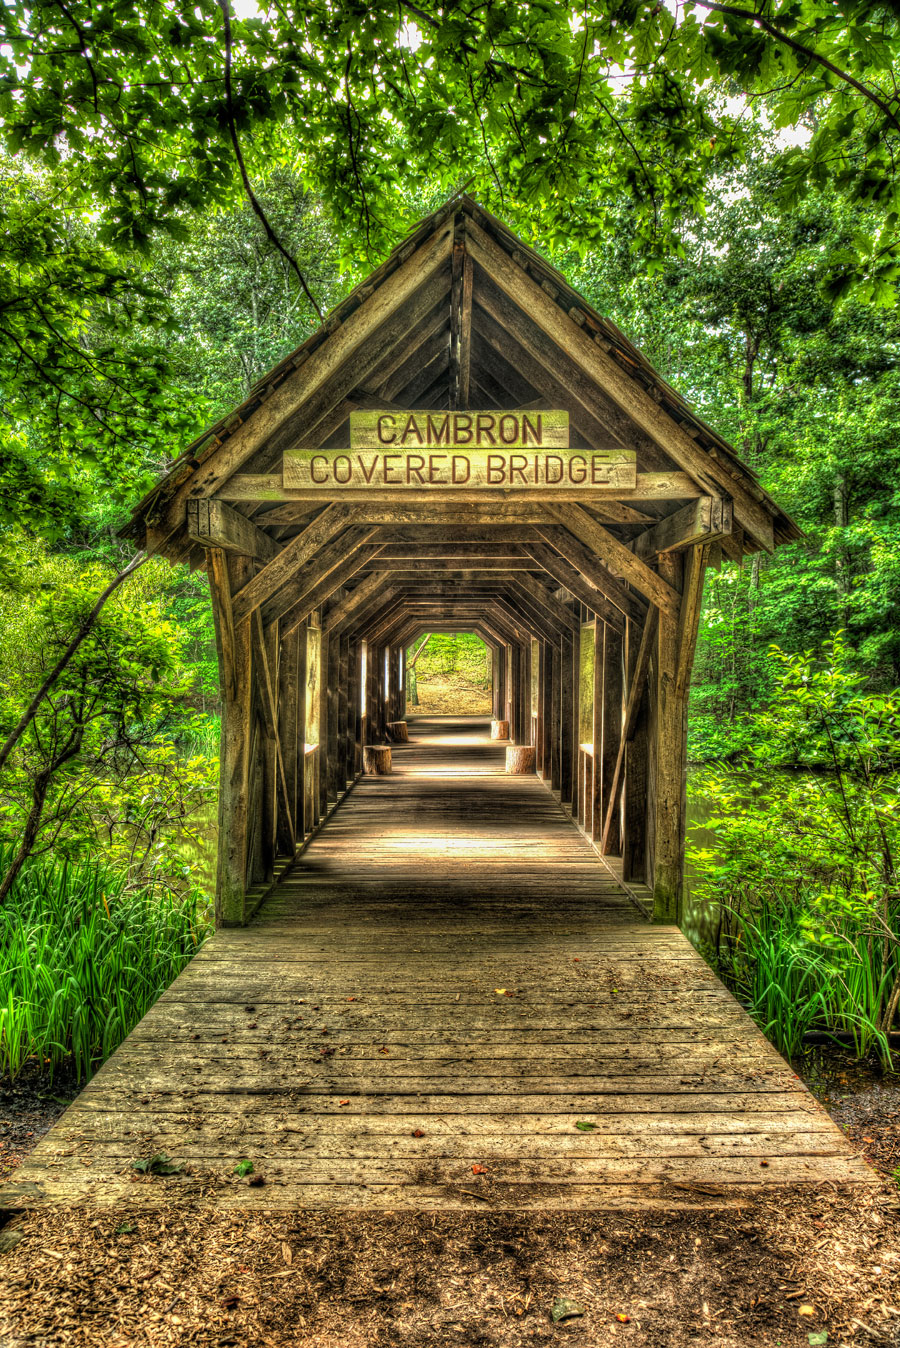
688;636;900;1062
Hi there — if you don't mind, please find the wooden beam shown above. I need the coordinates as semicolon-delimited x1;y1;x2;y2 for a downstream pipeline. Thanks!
458;252;474;408
359;559;540;572
212;555;253;926
466;216;778;552
509;573;579;632
632;496;733;562
214;474;701;504
279;544;383;639
534;523;650;624
231;505;360;625
541;507;680;619
187;499;279;562
324;572;394;632
250;612;295;854
600;607;658;853
522;541;626;635
207;548;237;701
258;525;381;629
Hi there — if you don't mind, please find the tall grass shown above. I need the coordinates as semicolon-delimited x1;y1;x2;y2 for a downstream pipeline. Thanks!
716;900;894;1061
0;845;211;1081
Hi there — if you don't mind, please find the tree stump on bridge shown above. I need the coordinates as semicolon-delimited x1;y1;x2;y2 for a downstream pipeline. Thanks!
491;719;510;740
363;745;392;775
387;721;409;742
505;745;536;774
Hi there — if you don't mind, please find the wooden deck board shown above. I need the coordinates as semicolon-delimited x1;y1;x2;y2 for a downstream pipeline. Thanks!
3;716;875;1210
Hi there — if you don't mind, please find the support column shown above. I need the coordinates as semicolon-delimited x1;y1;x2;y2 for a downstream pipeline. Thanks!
651;553;687;923
600;623;623;855
209;550;252;927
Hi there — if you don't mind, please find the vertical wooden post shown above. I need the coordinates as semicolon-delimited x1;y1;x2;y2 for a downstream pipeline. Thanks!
337;634;350;791
326;633;340;803
622;700;649;878
651;553;686;923
601;623;623;855
549;641;561;791
540;640;552;780
258;617;279;881
209;551;253;927
306;621;322;829
559;633;574;807
347;638;360;777
491;646;502;721
590;621;604;841
296;620;308;842
278;627;300;844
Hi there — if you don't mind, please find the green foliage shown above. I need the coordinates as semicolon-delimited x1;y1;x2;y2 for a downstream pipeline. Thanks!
1;1;898;288
0;161;208;534
688;638;900;1061
0;847;209;1081
409;634;491;686
0;540;218;897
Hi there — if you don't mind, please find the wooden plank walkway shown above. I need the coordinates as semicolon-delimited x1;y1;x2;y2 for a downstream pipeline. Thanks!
5;717;875;1211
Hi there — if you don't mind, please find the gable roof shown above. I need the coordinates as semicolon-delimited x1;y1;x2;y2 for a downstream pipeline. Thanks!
123;193;800;560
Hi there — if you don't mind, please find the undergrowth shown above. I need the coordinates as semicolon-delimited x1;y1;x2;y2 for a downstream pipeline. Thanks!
0;846;210;1081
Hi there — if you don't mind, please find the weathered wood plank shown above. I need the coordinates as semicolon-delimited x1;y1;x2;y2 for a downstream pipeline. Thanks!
187;498;280;561
632;496;733;561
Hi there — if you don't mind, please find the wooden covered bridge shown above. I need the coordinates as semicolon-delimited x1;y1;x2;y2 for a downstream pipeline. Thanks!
131;194;796;926
6;196;876;1211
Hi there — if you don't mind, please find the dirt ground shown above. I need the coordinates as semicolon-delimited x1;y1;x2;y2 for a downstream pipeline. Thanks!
410;675;492;715
1;1186;899;1347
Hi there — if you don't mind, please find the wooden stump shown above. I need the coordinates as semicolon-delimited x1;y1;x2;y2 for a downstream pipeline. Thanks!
491;719;510;740
387;721;409;742
505;745;536;774
363;745;392;775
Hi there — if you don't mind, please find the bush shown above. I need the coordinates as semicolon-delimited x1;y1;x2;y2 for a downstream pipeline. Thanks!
0;847;210;1081
688;636;900;1062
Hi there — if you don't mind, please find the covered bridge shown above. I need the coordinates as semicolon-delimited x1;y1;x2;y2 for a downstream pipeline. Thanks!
124;194;799;927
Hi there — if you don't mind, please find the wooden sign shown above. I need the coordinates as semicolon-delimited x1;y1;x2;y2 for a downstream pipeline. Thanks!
282;409;637;492
350;409;569;450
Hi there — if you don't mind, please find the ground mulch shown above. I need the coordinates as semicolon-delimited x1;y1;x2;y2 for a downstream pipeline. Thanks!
1;1187;899;1346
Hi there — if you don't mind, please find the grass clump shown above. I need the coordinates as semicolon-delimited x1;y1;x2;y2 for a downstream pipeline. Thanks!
0;846;210;1081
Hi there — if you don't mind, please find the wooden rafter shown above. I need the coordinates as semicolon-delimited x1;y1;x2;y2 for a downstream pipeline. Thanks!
539;510;680;619
231;505;361;625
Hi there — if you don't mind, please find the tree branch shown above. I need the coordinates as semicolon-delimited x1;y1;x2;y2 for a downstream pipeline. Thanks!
0;551;149;777
693;1;900;138
217;0;323;321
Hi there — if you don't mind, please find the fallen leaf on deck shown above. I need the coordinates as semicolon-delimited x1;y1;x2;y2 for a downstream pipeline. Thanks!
616;1313;631;1323
550;1298;585;1323
472;1164;488;1174
412;1129;425;1138
132;1154;184;1176
339;1099;350;1106
233;1160;254;1177
808;1334;828;1346
575;1121;597;1132
114;1221;137;1235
